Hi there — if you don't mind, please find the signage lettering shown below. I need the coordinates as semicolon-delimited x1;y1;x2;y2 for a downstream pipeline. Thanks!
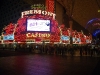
31;4;46;10
26;33;50;38
21;10;56;19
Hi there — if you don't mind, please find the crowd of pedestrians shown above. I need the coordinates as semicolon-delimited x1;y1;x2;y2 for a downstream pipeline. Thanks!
18;43;100;57
0;43;100;57
42;44;100;57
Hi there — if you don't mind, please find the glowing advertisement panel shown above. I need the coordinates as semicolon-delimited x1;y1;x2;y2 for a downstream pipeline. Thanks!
27;19;51;32
77;38;81;42
61;35;70;41
3;34;14;40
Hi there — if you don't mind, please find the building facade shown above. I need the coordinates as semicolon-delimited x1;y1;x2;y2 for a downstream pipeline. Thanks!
0;0;89;35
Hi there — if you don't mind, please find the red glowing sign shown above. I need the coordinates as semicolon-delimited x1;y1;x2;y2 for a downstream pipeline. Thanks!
46;0;54;12
2;3;91;44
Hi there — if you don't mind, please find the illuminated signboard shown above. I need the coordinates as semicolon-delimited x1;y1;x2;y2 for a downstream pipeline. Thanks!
26;33;50;38
31;4;46;10
77;38;81;42
21;10;56;19
27;19;51;32
61;35;70;41
3;34;14;40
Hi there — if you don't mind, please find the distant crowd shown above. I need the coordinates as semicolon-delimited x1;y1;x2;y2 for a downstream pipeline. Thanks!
0;44;100;57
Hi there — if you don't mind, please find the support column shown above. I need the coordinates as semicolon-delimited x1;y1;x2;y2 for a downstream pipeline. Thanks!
69;19;73;45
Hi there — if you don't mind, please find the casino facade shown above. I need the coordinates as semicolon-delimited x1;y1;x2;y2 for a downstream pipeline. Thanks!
0;9;91;44
0;0;91;48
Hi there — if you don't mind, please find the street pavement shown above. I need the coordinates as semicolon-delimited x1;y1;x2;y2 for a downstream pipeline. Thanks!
0;51;100;75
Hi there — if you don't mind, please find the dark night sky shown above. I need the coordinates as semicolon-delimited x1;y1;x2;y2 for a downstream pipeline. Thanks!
0;0;46;33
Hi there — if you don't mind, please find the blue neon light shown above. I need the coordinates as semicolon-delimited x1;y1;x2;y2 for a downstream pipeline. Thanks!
86;18;100;29
93;29;100;37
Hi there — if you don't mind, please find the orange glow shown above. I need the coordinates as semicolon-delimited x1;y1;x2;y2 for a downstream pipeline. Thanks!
26;33;50;38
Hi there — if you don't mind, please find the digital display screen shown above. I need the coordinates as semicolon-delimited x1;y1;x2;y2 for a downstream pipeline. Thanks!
27;19;51;32
3;34;14;40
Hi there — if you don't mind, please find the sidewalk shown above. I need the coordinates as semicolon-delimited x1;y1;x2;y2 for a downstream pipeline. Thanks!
0;53;100;75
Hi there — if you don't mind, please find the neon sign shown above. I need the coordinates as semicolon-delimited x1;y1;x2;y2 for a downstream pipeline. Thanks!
31;4;46;10
26;33;50;38
21;10;56;19
61;35;69;41
3;34;14;40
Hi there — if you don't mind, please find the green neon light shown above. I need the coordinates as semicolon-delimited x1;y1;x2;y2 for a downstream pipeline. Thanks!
31;4;46;10
98;10;100;12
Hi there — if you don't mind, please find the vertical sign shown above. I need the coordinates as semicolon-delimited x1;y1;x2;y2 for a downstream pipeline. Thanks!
46;0;54;13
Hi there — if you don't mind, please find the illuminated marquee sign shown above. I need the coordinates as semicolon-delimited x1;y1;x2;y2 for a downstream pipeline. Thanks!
31;4;46;10
21;10;56;19
46;0;54;12
27;19;51;32
26;33;50;38
61;35;70;41
3;34;14;40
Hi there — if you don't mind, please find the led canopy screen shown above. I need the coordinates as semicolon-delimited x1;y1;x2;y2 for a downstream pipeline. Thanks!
27;19;51;32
